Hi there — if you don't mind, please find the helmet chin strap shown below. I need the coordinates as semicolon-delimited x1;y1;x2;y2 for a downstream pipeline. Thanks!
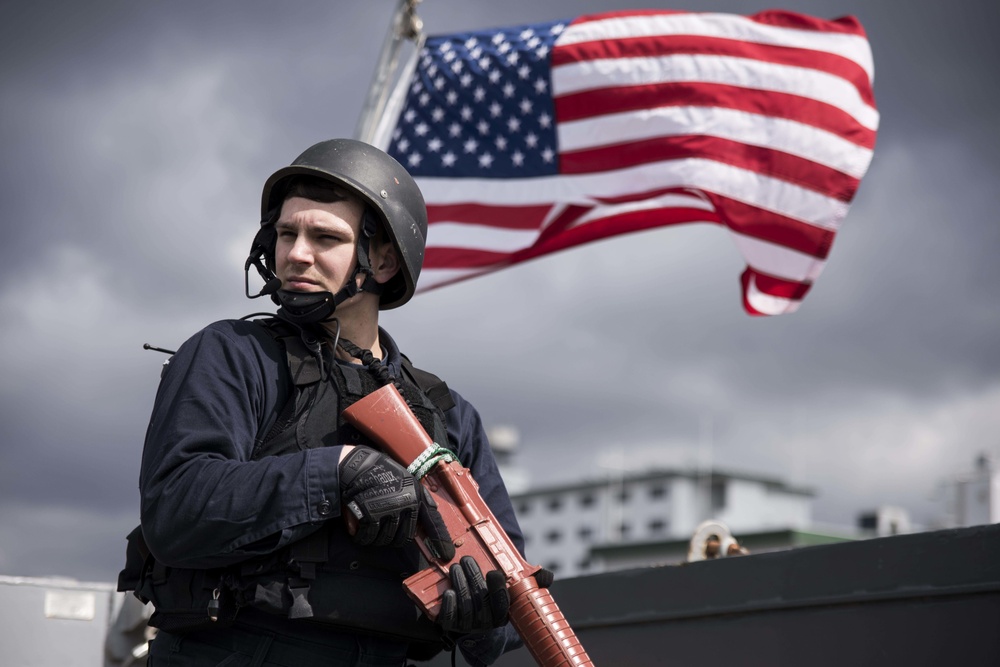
273;271;381;325
245;221;281;300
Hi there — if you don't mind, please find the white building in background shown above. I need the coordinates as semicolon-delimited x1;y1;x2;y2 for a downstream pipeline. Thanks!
940;453;1000;528
508;468;815;579
857;505;912;537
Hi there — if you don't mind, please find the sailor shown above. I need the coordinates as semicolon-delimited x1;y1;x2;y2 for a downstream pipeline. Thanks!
123;139;524;666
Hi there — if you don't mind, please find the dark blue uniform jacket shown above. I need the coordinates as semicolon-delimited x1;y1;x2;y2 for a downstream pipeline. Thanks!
138;318;524;665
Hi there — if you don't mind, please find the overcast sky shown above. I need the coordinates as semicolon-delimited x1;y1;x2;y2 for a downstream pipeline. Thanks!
1;0;998;583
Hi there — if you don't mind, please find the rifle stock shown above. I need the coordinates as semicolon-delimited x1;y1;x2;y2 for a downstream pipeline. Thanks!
342;384;594;666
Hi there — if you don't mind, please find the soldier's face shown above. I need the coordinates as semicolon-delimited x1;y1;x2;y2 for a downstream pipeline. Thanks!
274;196;366;296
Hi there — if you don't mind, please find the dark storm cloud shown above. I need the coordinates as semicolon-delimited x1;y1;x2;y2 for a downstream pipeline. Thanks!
0;0;391;299
1;0;998;581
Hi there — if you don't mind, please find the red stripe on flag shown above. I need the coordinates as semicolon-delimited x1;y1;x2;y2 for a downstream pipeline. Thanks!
521;205;718;260
423;205;714;271
740;267;813;316
749;11;867;36
423;193;833;262
576;188;836;261
424;246;513;269
426;203;551;230
552;35;873;106
706;194;835;258
560;135;861;201
534;204;593;245
569;10;867;37
747;268;813;299
555;82;876;149
590;186;711;207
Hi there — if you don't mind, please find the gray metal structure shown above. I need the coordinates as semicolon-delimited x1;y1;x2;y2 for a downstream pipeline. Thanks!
4;525;996;665
430;523;1000;665
0;576;118;667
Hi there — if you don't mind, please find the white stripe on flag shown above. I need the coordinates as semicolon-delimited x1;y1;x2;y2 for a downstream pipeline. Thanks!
745;272;801;315
558;13;874;80
558;105;874;178
552;54;879;131
568;192;716;229
730;233;827;282
418;159;848;229
425;222;541;253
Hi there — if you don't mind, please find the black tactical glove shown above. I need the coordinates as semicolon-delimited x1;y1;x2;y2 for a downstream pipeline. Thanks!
338;446;457;558
437;556;510;634
339;446;420;547
534;567;554;588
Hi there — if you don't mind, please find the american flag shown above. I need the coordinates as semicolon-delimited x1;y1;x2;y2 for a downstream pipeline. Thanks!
381;10;878;315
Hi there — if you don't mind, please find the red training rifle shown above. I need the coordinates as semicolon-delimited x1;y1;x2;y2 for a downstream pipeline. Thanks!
342;384;594;666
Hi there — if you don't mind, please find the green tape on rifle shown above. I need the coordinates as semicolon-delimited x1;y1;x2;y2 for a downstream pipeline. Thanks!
407;444;457;479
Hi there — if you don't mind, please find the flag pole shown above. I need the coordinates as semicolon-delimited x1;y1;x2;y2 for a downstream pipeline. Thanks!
354;0;425;144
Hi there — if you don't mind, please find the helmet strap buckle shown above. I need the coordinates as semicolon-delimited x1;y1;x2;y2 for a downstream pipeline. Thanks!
350;209;385;298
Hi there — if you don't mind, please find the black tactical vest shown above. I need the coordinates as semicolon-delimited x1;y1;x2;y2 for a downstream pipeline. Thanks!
119;317;455;651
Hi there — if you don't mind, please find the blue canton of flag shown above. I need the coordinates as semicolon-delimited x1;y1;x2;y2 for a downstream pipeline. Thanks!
387;19;566;178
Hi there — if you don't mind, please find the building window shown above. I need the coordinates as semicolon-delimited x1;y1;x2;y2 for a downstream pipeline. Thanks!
577;558;592;572
517;501;531;516
545;530;562;543
649;484;668;499
619;523;631;538
546;562;561;574
578;526;593;541
711;480;727;512
579;493;595;508
617;489;630;503
648;519;667;535
547;497;563;512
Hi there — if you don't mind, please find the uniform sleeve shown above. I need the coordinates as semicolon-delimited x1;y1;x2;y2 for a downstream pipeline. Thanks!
444;389;527;665
138;321;344;570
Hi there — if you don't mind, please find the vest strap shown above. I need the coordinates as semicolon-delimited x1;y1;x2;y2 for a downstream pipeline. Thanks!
401;356;456;412
335;362;365;396
282;333;322;385
284;525;330;619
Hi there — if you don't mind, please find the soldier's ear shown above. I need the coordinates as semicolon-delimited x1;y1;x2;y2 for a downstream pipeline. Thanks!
373;242;400;284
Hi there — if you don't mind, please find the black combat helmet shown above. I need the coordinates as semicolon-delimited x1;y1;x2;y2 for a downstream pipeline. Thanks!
245;139;428;321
